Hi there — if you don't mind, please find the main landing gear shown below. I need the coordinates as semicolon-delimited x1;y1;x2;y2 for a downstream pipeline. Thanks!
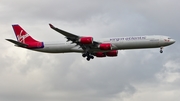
160;47;163;53
82;52;94;61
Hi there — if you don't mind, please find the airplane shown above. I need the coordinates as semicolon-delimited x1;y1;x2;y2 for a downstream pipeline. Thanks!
6;24;175;61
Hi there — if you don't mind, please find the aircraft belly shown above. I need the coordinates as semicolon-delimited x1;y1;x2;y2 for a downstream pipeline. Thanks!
34;44;83;53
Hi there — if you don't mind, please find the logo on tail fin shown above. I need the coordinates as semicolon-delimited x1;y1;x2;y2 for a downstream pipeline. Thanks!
17;30;29;43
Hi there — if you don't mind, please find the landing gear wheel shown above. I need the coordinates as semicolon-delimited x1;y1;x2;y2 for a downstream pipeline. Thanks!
86;57;90;61
82;54;87;57
160;47;163;53
90;56;94;59
160;50;163;53
83;50;93;61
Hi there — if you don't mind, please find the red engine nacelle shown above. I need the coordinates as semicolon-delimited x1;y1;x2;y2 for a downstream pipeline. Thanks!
106;50;118;57
98;43;112;50
79;37;93;44
95;52;106;57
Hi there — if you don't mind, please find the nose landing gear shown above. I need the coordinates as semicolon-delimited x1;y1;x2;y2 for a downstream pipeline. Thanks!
160;47;163;53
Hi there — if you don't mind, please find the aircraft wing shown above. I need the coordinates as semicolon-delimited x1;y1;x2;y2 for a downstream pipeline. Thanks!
49;24;79;42
49;24;100;49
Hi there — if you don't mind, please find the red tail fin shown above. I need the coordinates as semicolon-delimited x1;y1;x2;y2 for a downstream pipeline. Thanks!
12;24;39;44
12;24;44;48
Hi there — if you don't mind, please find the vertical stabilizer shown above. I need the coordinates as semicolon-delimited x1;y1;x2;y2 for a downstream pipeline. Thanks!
12;24;39;44
12;24;44;48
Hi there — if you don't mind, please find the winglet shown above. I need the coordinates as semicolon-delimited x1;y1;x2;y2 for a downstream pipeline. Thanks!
49;23;55;28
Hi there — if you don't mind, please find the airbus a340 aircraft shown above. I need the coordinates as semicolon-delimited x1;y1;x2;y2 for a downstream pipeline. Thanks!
6;24;175;61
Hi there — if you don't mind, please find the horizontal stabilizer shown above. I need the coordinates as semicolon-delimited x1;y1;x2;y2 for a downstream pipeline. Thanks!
6;39;28;47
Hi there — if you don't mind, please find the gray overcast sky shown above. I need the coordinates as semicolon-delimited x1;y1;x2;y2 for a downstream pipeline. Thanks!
0;0;180;101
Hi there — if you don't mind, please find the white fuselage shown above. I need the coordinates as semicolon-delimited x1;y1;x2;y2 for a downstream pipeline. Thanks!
33;35;175;53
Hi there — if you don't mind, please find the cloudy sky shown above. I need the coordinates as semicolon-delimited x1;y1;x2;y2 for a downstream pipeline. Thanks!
0;0;180;101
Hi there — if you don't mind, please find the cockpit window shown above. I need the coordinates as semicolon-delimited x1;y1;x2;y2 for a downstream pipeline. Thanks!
168;38;171;39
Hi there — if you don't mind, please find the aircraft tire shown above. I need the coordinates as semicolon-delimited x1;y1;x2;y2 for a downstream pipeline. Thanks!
86;57;90;61
160;50;163;53
82;54;87;57
90;56;94;59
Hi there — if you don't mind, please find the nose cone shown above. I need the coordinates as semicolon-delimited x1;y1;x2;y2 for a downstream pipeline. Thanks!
170;39;176;44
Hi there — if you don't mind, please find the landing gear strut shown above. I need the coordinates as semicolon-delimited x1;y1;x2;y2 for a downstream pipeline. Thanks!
82;47;94;61
82;52;94;61
160;47;163;53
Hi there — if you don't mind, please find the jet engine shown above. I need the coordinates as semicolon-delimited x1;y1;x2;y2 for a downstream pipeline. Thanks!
95;52;106;57
79;37;93;44
98;43;112;50
106;50;118;57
